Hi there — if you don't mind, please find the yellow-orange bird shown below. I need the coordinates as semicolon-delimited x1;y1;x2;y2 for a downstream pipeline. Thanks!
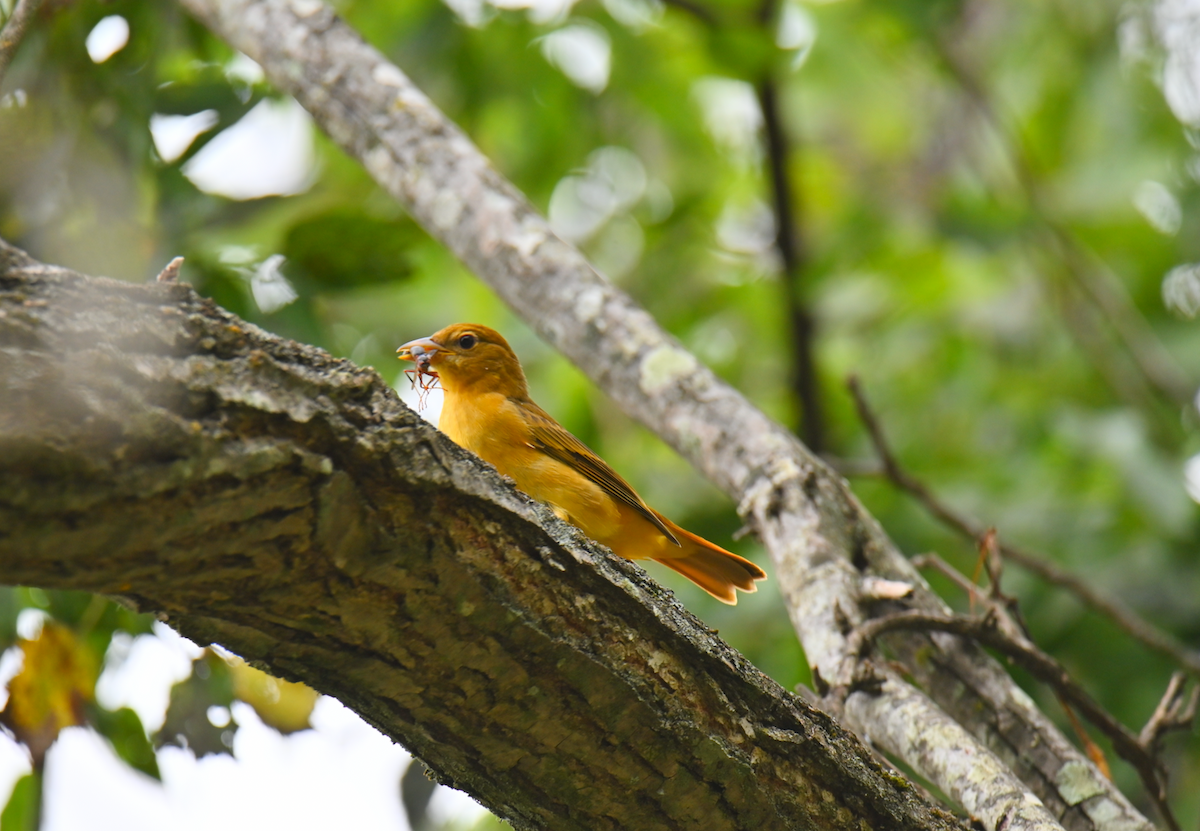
398;323;766;604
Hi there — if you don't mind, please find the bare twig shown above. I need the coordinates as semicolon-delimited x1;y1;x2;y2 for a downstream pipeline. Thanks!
176;1;1157;825
910;552;1024;642
912;552;982;598
1004;543;1200;677
977;529;1001;599
0;0;43;85
915;550;1114;779
1139;672;1199;756
846;375;970;531
977;530;1032;639
853;610;1181;831
758;77;824;453
658;0;827;453
848;374;1200;677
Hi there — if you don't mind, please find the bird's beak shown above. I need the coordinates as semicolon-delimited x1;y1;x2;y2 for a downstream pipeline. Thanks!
397;336;442;375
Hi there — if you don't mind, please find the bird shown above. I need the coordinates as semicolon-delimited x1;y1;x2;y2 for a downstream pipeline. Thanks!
397;323;767;604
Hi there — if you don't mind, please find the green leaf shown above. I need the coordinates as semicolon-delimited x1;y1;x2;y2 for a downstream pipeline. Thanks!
0;773;41;831
90;706;161;780
282;209;426;290
154;651;236;758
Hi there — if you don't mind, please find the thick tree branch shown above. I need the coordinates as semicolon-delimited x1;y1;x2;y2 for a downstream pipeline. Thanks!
0;239;966;831
852;611;1183;831
165;2;1153;828
844;673;1066;831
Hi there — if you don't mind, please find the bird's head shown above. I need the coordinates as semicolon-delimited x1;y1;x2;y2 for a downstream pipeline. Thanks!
397;323;529;397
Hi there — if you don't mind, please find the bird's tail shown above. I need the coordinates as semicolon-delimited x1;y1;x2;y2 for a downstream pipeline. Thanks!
651;514;767;605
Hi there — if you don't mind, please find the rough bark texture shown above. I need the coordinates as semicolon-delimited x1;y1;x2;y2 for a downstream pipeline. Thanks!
169;2;1157;829
0;240;972;831
845;676;1066;831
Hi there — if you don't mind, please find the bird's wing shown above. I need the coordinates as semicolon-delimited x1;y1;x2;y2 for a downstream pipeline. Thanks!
519;400;681;547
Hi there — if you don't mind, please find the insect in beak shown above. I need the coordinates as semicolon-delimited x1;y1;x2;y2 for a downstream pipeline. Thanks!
397;338;442;371
397;337;443;410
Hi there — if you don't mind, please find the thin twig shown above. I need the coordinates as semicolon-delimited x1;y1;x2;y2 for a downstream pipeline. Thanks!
847;374;1200;677
853;610;1182;831
978;529;1003;601
758;77;824;453
637;0;828;453
0;0;42;85
915;550;1113;778
1138;672;1199;755
1001;541;1200;675
976;529;1033;639
912;552;981;599
911;552;1024;643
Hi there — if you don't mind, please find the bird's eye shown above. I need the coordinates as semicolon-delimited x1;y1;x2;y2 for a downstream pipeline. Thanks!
457;333;477;349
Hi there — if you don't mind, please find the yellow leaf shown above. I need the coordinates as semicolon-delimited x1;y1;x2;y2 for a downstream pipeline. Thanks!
225;655;317;734
3;622;97;766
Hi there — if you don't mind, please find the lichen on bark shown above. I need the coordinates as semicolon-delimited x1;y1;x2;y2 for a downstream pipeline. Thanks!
0;240;968;831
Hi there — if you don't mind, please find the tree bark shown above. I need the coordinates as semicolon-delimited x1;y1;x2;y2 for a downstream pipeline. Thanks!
168;2;1157;829
0;240;968;830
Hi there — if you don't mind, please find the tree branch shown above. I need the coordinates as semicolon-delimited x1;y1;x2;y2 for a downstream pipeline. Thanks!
852;611;1183;831
0;0;42;86
1138;673;1198;757
0;239;967;831
843;672;1065;831
848;374;1200;677
656;0;827;453
757;77;824;453
166;2;1156;828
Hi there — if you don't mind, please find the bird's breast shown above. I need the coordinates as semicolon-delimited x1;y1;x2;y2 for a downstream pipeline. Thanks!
438;391;523;466
438;392;622;543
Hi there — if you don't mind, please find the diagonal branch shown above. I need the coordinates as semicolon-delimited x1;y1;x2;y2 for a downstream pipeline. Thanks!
0;0;42;85
171;3;1157;828
0;239;966;831
847;374;1200;677
852;611;1182;831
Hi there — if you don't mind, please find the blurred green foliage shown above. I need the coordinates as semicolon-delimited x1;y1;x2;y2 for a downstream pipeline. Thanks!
0;772;40;831
156;651;237;758
1;0;1198;826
